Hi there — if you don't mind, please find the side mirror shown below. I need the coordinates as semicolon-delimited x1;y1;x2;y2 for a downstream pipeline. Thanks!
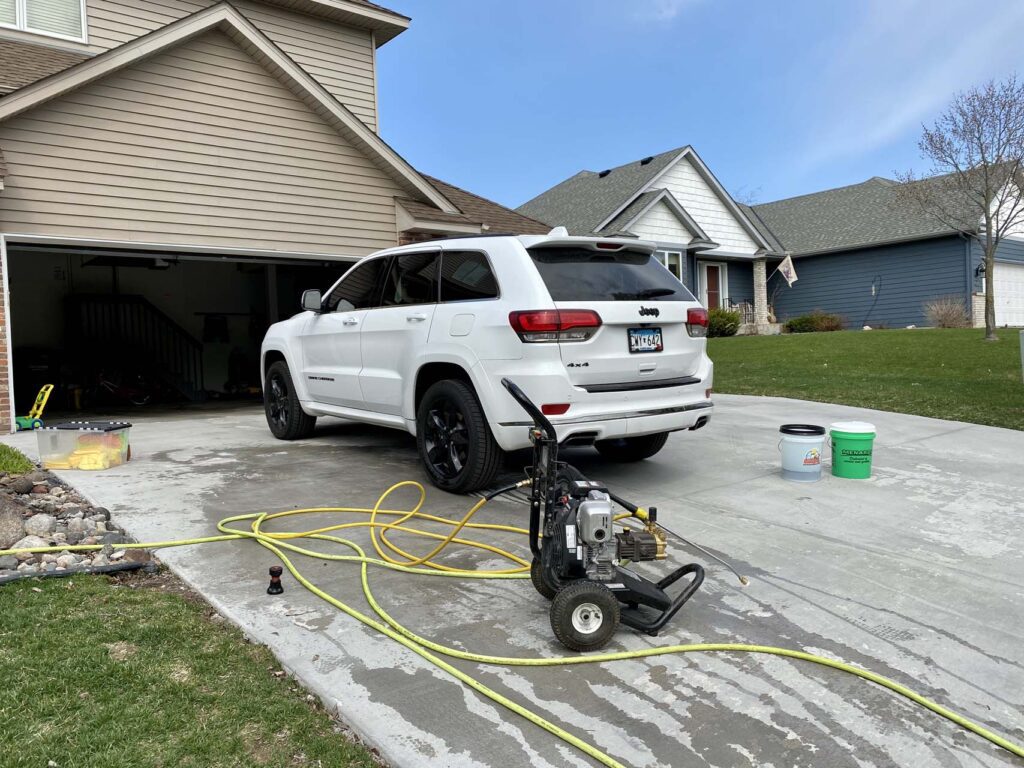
301;289;323;313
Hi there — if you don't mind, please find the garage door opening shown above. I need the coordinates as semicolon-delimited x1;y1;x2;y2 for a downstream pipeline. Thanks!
7;244;348;418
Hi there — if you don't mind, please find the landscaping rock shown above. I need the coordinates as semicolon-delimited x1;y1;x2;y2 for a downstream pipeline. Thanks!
0;554;17;570
124;548;150;564
93;508;111;522
30;484;48;494
9;477;33;495
24;513;57;538
41;554;58;564
55;554;79;569
10;535;47;560
66;530;84;545
0;505;25;549
26;470;48;484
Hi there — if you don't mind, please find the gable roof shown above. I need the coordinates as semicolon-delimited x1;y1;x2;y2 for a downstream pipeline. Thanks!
600;188;712;242
517;146;682;235
423;176;551;235
517;145;774;251
751;175;977;256
0;39;89;95
0;2;455;213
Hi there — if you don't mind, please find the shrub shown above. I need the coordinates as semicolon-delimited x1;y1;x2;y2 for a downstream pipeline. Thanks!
924;295;970;328
783;310;844;334
707;308;741;337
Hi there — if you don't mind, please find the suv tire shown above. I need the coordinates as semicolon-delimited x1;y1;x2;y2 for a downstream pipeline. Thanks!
264;360;317;440
595;432;669;462
416;379;502;493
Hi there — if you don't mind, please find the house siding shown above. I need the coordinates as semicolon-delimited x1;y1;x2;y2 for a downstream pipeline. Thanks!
84;0;378;130
971;237;1024;292
770;236;968;328
723;260;753;306
0;29;403;255
652;157;760;254
628;199;692;243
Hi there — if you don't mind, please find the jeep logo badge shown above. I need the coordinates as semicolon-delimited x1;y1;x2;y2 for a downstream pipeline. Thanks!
638;306;660;317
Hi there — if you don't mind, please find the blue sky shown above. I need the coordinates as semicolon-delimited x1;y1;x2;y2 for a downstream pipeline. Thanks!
376;0;1024;210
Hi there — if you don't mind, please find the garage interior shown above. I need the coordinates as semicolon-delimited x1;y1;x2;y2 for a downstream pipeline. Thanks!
8;244;347;417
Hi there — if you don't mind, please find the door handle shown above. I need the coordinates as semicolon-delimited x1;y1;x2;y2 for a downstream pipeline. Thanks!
341;317;359;326
406;313;428;322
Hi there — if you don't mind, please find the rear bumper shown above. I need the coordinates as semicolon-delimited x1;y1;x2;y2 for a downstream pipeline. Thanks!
477;356;714;451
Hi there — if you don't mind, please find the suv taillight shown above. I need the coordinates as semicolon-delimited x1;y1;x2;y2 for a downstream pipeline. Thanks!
687;308;708;337
509;309;602;343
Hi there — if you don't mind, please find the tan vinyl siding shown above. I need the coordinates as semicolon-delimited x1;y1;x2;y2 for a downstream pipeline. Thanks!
85;0;378;129
0;29;401;255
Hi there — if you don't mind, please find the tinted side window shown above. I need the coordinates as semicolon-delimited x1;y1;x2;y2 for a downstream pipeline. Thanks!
324;258;388;312
380;251;440;306
439;251;499;302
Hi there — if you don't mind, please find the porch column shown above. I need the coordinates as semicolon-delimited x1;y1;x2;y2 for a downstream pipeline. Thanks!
753;257;770;333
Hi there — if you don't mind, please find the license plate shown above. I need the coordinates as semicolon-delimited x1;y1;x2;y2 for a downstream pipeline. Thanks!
628;327;663;353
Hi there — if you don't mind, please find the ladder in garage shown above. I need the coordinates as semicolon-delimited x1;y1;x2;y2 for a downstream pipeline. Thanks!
65;294;206;402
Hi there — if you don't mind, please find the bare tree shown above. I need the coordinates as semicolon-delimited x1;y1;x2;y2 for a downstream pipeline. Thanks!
897;75;1024;341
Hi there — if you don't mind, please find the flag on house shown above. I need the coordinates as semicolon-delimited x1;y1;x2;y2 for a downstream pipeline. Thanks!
777;255;798;286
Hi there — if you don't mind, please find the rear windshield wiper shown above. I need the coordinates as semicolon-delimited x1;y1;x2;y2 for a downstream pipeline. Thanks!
611;288;677;300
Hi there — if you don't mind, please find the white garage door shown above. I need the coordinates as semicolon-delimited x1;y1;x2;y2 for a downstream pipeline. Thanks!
994;262;1024;327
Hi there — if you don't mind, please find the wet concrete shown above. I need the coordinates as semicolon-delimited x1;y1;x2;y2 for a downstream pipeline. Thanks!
5;395;1022;767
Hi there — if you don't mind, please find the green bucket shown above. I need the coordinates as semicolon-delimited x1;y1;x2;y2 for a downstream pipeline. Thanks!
830;421;876;479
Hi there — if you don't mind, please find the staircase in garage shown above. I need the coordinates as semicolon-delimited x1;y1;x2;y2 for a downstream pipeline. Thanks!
65;294;206;402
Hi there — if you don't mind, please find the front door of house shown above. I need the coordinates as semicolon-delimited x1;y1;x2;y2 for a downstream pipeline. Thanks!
699;262;727;309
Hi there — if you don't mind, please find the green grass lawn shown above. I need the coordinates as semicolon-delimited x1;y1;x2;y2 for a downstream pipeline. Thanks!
0;443;34;473
708;328;1024;430
0;572;378;768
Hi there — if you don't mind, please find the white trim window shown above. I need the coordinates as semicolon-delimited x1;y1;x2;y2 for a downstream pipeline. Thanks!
656;250;684;282
0;0;87;42
697;261;729;309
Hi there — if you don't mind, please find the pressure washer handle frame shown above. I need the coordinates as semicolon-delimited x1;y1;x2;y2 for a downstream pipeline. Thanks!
501;378;559;558
500;377;556;441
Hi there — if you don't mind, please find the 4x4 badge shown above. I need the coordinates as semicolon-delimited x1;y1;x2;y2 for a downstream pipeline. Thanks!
639;306;660;317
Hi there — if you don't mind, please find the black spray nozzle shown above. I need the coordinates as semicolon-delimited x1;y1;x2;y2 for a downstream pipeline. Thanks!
267;565;284;595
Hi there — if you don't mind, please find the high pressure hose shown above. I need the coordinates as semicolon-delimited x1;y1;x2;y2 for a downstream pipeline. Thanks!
2;481;1021;767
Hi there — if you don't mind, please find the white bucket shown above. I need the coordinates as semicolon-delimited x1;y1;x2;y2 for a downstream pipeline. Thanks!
779;424;827;482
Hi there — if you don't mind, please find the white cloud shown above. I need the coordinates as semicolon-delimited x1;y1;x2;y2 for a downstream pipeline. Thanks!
792;0;1024;175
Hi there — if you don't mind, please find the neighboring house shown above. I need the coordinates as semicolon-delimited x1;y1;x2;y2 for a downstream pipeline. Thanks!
520;148;1024;331
517;145;784;331
746;175;1024;329
0;0;548;431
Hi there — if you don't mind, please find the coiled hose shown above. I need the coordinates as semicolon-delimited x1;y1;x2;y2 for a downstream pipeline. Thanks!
2;480;1021;767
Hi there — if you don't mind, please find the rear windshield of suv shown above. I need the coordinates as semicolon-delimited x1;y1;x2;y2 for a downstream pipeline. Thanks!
528;247;697;302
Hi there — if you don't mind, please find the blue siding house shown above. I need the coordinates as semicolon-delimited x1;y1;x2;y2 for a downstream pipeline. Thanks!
747;176;1024;329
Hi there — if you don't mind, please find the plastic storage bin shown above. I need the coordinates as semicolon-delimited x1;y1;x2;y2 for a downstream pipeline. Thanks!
37;421;132;470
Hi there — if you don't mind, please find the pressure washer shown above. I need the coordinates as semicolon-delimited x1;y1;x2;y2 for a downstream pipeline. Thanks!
4;380;1022;767
500;377;733;651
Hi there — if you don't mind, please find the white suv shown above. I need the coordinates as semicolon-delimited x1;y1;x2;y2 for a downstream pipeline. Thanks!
261;232;714;492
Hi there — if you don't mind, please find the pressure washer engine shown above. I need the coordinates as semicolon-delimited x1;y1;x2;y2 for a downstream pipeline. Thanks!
500;378;706;652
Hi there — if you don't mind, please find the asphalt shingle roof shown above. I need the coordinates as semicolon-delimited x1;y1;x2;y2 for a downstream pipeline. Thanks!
516;147;685;234
424;175;551;235
0;38;90;94
751;175;976;256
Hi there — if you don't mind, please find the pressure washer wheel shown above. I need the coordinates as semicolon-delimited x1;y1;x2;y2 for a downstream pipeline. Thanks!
530;557;558;600
550;580;620;652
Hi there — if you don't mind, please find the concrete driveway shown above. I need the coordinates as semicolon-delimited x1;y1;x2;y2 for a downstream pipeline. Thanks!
5;395;1023;768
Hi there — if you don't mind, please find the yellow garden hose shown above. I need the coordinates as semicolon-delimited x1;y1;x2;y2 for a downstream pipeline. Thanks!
2;481;1021;767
